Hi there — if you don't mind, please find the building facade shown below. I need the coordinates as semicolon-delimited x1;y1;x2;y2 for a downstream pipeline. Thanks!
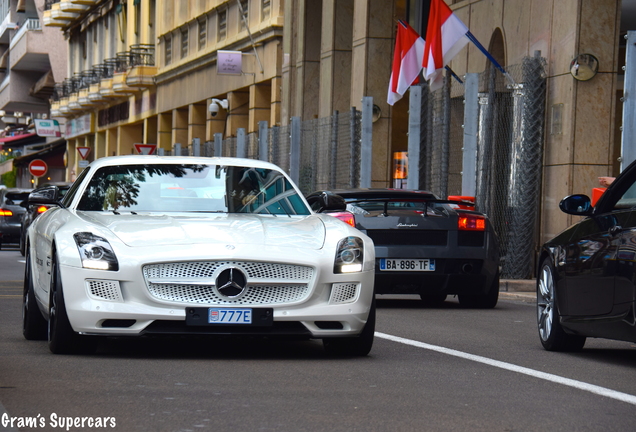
42;0;630;274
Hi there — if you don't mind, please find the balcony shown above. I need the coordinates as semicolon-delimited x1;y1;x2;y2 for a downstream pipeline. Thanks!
50;100;61;117
125;45;157;88
10;19;50;73
59;1;90;13
112;52;138;95
49;2;80;22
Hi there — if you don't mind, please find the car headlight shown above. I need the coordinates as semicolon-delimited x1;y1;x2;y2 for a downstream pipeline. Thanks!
73;232;119;271
334;236;363;273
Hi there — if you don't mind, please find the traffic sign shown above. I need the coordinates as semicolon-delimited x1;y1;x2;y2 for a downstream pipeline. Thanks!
77;147;91;160
134;143;157;155
29;159;48;177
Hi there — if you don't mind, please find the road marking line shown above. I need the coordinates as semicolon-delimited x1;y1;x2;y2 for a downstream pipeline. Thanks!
0;295;21;298
375;332;636;406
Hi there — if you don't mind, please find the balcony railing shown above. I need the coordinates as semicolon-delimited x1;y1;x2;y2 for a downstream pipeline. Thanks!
130;44;155;67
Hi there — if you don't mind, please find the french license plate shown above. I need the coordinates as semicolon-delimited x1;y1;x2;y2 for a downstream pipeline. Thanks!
380;258;436;271
208;308;252;324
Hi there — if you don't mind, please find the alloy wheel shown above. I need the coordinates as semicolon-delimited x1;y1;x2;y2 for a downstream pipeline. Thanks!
537;263;554;341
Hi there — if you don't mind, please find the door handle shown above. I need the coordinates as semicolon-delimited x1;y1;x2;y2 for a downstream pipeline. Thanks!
609;225;622;236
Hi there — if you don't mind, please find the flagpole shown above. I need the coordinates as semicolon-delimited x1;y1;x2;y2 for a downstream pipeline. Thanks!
465;31;516;86
445;66;463;85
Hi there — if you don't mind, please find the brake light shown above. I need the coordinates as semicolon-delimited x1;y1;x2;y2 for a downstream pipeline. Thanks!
328;211;356;227
458;213;486;231
37;206;49;214
0;209;13;217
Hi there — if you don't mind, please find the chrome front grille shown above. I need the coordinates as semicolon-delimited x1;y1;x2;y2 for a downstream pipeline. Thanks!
86;279;123;302
143;261;314;305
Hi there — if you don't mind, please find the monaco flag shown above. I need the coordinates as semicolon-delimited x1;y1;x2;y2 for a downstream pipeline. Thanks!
423;0;469;91
387;21;424;106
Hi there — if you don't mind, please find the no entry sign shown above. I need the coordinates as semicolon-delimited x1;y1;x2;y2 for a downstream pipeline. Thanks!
29;159;48;177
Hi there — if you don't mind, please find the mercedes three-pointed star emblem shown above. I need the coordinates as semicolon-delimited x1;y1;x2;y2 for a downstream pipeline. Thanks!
215;267;248;298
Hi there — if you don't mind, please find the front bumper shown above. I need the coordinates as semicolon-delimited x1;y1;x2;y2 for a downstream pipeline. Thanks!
59;264;375;339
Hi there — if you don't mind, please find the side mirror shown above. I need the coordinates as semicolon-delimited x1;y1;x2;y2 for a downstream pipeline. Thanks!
28;186;63;207
306;191;347;212
559;194;593;216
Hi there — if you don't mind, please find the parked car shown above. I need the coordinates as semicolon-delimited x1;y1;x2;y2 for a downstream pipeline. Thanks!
19;182;72;256
537;159;636;351
0;188;32;250
23;156;375;356
307;189;500;308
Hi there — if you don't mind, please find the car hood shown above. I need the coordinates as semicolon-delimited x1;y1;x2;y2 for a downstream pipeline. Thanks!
76;212;326;249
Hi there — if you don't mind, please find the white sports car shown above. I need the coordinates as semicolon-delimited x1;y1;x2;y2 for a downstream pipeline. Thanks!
22;156;375;356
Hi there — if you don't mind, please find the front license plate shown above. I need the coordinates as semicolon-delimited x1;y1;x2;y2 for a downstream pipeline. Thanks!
208;308;252;324
380;258;436;271
186;307;273;326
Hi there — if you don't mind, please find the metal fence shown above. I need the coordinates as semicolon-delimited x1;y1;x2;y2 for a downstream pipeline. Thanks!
162;107;364;197
419;55;547;279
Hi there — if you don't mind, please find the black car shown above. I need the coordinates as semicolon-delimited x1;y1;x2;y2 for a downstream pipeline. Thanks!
307;189;500;308
0;188;32;250
19;182;71;256
537;159;636;351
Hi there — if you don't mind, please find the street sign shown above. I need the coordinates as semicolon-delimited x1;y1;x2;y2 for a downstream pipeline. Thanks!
134;143;157;155
77;147;91;160
29;159;48;177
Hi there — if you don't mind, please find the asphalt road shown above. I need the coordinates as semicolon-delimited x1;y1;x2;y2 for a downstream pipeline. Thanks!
1;246;636;432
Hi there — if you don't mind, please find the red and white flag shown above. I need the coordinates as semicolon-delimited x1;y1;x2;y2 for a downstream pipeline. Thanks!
423;0;469;91
387;21;425;106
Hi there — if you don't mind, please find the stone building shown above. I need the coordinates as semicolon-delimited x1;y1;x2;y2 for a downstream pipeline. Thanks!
42;0;633;263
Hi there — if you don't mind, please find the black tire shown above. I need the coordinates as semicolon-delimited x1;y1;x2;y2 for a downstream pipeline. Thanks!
48;251;97;354
419;293;447;306
19;231;25;257
537;258;586;352
323;298;375;357
458;271;500;309
23;249;47;340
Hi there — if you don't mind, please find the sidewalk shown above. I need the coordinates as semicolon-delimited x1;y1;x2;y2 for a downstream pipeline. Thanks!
500;279;535;302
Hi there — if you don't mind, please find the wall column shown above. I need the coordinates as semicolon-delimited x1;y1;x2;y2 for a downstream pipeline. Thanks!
350;0;394;186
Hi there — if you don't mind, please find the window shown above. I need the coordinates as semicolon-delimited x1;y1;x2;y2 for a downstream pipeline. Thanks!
218;9;227;41
261;0;270;21
198;17;207;51
239;0;248;31
181;27;188;59
165;35;172;65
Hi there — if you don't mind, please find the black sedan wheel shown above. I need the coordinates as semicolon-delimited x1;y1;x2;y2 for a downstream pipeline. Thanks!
537;258;586;351
22;249;47;340
48;251;97;354
323;299;375;357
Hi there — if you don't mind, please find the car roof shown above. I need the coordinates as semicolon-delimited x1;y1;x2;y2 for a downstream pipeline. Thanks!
87;155;283;171
321;188;439;200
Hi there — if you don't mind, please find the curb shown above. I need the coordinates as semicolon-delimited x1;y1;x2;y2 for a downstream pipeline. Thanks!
501;279;535;292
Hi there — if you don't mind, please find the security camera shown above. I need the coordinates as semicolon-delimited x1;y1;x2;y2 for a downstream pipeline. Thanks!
209;98;228;117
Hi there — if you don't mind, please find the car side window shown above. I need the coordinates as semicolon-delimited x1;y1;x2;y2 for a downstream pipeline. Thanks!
62;168;91;207
615;182;636;209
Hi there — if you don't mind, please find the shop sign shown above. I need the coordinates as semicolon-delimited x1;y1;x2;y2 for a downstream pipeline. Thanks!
34;119;62;137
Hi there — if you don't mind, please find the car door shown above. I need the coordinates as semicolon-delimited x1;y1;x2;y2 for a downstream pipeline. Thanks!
564;210;629;316
566;166;636;316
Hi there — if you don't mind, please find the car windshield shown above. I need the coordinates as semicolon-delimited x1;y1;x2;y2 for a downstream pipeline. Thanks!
76;164;310;215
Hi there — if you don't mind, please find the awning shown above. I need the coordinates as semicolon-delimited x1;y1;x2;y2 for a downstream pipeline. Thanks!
0;133;37;144
12;138;66;167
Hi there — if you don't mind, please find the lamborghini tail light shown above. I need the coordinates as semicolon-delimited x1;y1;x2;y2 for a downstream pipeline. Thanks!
458;213;486;231
328;211;356;227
